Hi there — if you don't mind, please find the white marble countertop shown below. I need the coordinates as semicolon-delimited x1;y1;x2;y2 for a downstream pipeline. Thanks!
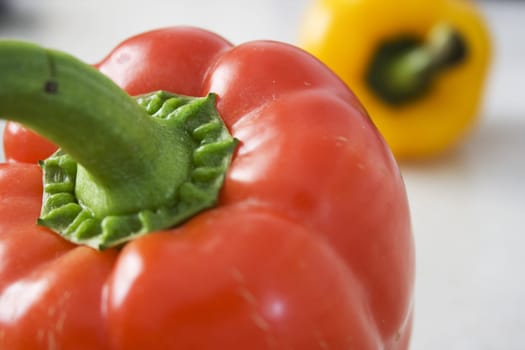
1;1;524;349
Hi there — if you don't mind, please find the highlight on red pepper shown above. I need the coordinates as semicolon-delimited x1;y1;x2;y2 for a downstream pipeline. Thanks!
0;26;414;349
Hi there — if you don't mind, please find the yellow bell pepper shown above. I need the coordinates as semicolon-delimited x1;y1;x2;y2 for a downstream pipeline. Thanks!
298;0;491;159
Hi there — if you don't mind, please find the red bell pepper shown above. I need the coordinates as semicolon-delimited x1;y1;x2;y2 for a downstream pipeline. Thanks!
0;27;414;349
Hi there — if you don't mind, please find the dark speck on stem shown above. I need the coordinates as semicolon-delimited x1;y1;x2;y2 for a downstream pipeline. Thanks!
44;80;58;94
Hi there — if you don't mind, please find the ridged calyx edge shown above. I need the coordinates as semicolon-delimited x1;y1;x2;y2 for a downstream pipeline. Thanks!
38;92;237;250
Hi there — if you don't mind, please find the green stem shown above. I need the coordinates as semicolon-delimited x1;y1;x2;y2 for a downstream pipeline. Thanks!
366;23;468;106
0;41;236;249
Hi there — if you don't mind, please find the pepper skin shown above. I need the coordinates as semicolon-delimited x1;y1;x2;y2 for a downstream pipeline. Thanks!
0;27;414;349
3;122;57;163
299;0;492;159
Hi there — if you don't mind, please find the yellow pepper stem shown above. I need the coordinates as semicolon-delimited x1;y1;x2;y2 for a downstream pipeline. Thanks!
366;23;467;106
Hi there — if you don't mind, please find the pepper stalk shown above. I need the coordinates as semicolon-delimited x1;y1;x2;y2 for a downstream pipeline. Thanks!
366;23;468;106
0;40;237;250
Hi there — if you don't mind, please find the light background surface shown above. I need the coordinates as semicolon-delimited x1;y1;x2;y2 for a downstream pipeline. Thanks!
1;1;524;349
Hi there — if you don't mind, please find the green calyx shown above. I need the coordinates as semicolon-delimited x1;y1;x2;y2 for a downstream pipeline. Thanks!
0;41;236;250
366;23;468;106
39;92;236;249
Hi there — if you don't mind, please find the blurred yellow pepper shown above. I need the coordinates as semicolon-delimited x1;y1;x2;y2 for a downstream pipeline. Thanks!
299;0;491;159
